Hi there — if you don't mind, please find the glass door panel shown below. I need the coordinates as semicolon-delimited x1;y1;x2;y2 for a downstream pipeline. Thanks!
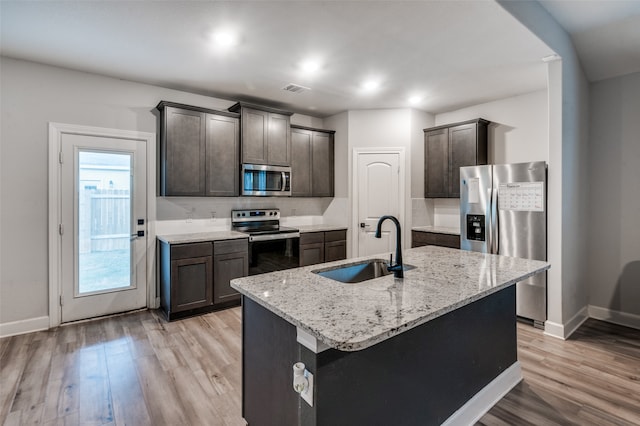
77;150;133;295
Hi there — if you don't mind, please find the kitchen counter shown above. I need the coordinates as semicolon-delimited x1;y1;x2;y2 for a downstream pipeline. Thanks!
231;245;549;351
296;224;348;233
412;225;460;235
156;230;248;244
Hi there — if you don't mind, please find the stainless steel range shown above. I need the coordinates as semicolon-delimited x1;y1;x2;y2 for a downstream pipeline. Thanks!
231;209;300;275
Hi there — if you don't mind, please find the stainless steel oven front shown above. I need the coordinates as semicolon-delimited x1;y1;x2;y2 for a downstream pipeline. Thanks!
242;164;291;196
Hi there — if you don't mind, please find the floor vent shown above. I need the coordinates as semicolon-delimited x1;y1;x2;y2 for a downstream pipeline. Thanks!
282;83;310;93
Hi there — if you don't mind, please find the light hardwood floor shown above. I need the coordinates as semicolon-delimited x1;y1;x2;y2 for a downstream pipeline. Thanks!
1;308;639;425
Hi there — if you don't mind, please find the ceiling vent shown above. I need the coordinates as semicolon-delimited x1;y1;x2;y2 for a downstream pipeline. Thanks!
282;83;310;94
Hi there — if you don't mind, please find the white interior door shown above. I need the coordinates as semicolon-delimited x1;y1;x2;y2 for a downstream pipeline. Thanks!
59;133;147;323
355;151;401;257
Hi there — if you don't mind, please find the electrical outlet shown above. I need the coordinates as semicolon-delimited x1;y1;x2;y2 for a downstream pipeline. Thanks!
292;208;297;216
210;211;217;221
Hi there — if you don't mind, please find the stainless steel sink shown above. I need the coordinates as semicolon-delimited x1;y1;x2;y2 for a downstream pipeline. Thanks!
313;259;415;283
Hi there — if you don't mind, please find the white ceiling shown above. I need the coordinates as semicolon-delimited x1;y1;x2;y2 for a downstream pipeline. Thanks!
539;0;640;81
0;0;558;117
3;1;633;117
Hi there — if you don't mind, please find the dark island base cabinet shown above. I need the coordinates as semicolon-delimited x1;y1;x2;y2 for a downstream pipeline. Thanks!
159;239;248;321
242;286;517;425
411;230;460;249
299;230;347;267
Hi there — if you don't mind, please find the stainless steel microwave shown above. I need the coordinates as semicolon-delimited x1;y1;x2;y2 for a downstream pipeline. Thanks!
242;164;291;196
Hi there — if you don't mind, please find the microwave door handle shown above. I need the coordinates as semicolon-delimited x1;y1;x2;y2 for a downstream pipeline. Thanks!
281;171;287;192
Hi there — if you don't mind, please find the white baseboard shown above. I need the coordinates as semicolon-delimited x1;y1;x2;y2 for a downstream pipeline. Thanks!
563;306;589;338
543;320;565;339
442;361;522;426
589;305;640;330
544;306;589;340
0;316;50;338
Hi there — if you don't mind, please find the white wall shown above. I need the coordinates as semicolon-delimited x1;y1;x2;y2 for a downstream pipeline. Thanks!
498;0;591;338
324;108;432;257
322;111;351;253
587;71;640;326
436;90;548;164
0;57;325;329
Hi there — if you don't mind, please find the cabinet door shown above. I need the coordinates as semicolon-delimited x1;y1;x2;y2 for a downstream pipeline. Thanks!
267;113;291;166
171;255;213;313
312;132;334;197
213;251;248;305
448;123;478;198
424;128;449;198
300;243;324;266
242;108;269;164
324;240;346;262
291;128;312;196
163;107;206;196
206;114;240;196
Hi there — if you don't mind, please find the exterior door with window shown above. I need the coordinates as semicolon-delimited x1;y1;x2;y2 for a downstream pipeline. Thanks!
59;133;147;322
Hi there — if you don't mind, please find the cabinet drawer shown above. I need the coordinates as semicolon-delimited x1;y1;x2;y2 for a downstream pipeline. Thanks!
300;232;324;245
324;230;347;243
214;238;248;255
171;242;213;259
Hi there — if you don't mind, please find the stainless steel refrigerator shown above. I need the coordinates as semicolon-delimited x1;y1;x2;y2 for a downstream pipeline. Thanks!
459;161;547;328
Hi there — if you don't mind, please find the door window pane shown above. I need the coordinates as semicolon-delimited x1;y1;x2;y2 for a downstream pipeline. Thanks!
78;151;132;294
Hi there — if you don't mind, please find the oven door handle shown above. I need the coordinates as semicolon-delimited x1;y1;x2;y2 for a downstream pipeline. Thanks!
249;232;300;242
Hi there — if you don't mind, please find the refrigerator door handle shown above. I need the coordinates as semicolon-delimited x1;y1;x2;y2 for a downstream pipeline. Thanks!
490;186;499;254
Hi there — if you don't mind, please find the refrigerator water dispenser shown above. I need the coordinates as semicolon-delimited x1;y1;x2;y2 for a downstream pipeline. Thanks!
466;214;485;242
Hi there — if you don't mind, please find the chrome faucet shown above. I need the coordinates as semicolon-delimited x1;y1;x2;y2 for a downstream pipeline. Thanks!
374;215;403;278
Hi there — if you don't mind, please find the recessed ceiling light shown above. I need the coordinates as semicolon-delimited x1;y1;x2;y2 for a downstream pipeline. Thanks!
362;80;380;91
300;60;321;73
408;96;423;105
211;31;237;48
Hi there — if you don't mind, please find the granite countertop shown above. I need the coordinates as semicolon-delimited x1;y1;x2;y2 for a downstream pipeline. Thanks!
157;231;248;244
231;246;549;352
297;224;348;233
412;225;460;235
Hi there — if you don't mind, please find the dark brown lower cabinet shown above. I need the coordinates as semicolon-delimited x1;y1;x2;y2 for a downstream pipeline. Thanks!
299;232;324;266
213;240;248;305
411;230;460;249
159;238;248;321
324;230;347;262
299;229;347;266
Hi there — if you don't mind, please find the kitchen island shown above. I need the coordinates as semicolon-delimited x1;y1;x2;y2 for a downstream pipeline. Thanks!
231;245;549;425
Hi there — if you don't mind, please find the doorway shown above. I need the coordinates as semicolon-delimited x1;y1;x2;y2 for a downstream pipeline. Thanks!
49;123;155;325
352;148;405;258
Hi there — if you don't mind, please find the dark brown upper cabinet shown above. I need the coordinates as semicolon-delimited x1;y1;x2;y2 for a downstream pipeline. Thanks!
424;118;489;198
157;101;240;197
228;102;293;166
290;125;335;197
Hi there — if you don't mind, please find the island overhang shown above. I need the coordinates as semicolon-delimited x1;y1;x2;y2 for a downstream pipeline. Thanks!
231;245;550;352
